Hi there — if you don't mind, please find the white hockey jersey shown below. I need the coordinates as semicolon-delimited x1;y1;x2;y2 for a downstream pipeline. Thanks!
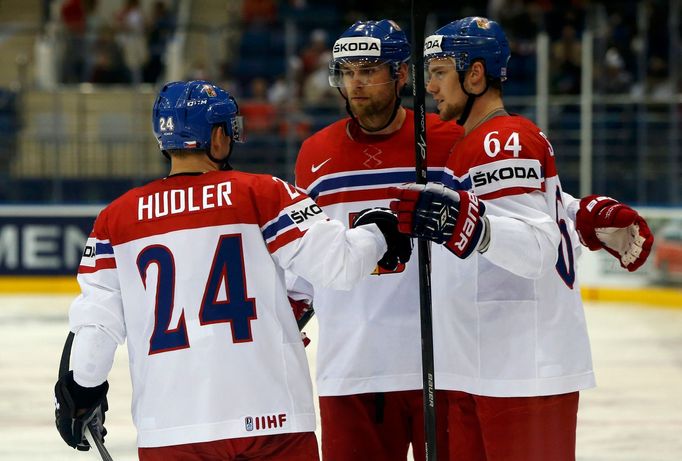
434;114;595;397
68;170;385;447
294;112;462;396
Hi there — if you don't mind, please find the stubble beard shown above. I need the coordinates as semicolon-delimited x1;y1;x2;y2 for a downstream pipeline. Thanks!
438;100;462;122
349;90;395;130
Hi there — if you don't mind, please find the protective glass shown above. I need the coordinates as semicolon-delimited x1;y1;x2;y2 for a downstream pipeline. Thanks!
328;60;395;88
424;58;457;86
231;116;245;143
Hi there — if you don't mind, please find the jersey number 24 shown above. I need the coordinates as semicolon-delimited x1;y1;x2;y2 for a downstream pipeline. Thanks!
137;234;257;355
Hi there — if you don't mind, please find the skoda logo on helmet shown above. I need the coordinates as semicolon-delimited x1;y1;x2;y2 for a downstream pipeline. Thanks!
332;37;382;59
423;35;443;57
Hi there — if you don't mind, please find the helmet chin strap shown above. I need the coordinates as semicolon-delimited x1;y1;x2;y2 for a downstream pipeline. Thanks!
456;72;489;126
339;80;402;133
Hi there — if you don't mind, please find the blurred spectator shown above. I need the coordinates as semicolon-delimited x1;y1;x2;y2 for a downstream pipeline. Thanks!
268;75;291;107
631;56;675;100
60;0;86;83
240;77;277;134
293;28;329;98
551;24;582;94
89;25;130;84
299;29;328;76
241;0;278;25
277;99;312;141
115;0;147;84
601;47;632;94
301;51;336;105
143;1;175;84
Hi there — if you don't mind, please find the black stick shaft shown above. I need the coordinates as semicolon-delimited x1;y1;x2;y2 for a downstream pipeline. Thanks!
411;2;438;461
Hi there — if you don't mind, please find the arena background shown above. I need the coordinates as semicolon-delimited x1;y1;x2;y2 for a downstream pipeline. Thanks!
0;1;680;460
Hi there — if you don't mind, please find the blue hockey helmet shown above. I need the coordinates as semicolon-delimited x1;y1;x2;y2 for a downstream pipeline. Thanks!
423;17;510;81
152;80;244;153
329;19;410;87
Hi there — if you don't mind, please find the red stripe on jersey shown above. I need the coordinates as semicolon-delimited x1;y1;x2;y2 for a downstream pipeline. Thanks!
316;188;392;207
78;257;117;274
267;227;306;254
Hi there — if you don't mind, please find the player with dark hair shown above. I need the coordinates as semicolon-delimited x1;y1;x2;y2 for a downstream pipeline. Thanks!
53;80;410;461
292;19;460;461
390;17;653;461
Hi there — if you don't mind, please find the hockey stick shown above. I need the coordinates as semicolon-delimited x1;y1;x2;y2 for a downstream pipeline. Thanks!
59;332;115;461
410;1;438;460
84;423;114;461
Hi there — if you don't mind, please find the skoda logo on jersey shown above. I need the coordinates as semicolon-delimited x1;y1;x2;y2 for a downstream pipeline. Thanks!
333;37;382;59
424;35;443;57
472;165;540;188
290;203;324;224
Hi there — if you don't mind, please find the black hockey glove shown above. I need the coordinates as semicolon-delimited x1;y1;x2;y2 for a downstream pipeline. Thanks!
390;183;490;259
54;371;109;451
353;207;412;271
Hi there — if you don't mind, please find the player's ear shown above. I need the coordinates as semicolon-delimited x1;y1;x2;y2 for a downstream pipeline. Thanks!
467;61;486;89
210;125;232;160
397;62;409;87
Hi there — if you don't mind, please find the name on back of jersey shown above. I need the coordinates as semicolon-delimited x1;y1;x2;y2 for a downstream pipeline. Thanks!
138;181;233;221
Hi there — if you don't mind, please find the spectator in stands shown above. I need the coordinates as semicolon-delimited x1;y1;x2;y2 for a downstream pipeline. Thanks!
551;24;582;94
115;0;147;84
601;47;632;94
302;51;337;105
143;1;175;84
240;77;277;134
241;0;277;25
295;29;329;97
89;25;130;84
60;0;86;83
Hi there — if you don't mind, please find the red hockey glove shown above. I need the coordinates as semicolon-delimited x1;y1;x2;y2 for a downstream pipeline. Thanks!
576;195;653;272
389;183;490;259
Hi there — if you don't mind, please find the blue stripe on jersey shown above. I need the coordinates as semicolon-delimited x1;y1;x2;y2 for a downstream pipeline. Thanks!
262;214;295;241
441;172;472;191
309;169;444;199
96;242;113;255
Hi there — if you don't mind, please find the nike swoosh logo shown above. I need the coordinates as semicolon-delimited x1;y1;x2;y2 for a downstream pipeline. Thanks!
311;158;332;173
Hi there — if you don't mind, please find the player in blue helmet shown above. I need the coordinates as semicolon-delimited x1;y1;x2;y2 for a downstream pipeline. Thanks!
55;77;410;460
295;18;458;461
423;16;510;126
152;80;244;170
328;19;411;132
389;15;653;461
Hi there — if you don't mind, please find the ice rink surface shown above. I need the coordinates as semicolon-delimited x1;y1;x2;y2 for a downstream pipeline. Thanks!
1;294;681;461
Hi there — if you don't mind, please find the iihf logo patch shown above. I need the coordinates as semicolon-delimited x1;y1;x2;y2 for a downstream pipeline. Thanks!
245;416;254;431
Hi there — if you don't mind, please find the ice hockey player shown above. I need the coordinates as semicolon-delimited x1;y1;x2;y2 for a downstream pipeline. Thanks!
53;79;411;461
